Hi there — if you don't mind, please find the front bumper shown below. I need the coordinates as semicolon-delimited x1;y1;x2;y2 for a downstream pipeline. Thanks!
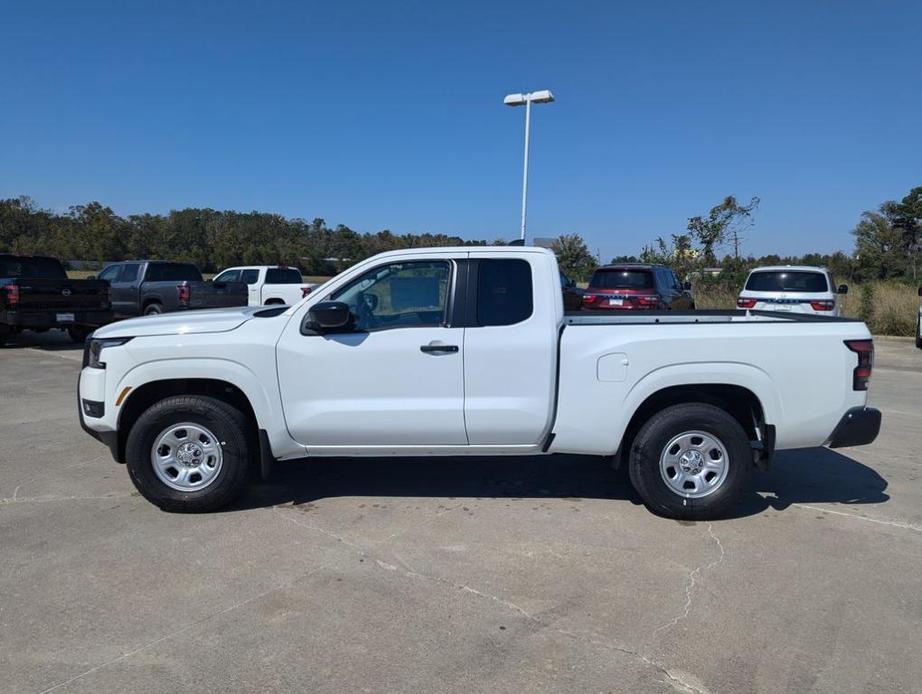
827;407;882;448
77;374;121;462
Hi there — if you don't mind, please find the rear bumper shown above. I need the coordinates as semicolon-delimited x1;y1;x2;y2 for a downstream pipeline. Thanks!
827;407;882;448
3;309;113;329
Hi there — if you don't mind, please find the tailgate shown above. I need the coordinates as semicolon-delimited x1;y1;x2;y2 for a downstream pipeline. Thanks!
10;279;110;311
187;281;248;309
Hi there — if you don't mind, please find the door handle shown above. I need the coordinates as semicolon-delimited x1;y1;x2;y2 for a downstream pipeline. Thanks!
420;344;459;354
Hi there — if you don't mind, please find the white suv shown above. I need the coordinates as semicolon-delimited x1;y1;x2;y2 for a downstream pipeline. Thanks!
737;266;847;316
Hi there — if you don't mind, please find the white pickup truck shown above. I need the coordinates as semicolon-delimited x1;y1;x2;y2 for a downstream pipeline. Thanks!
78;247;881;519
211;265;316;306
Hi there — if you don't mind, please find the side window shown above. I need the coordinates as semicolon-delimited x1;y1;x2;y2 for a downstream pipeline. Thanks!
97;264;121;282
240;269;260;285
119;264;139;282
214;270;240;284
330;260;451;332
477;259;533;326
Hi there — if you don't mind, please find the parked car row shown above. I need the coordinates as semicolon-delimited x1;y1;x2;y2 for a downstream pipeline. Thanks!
563;263;850;319
1;253;316;343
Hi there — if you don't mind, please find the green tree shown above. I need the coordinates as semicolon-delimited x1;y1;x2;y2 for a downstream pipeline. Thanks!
551;233;597;281
687;195;760;263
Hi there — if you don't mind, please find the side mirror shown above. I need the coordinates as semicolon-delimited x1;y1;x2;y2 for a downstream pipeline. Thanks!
683;281;692;291
302;301;352;334
837;284;848;295
86;275;96;281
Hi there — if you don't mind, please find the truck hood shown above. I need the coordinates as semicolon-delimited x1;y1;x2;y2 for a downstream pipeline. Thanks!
93;306;273;338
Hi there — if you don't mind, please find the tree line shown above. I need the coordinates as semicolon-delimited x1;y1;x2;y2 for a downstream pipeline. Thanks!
3;185;920;283
0;197;494;275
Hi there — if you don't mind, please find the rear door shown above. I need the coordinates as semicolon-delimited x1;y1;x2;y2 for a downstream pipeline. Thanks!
462;253;557;445
277;255;468;449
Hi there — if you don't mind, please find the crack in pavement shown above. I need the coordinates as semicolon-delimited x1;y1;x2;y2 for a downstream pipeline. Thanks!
276;505;712;693
651;522;726;638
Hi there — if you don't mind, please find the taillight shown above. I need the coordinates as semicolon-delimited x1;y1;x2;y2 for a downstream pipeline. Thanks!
737;297;757;309
6;284;20;307
581;293;599;306
634;295;660;308
844;339;873;391
301;286;313;298
177;283;190;305
810;300;835;311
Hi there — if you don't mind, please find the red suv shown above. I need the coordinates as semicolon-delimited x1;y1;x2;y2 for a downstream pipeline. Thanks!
581;264;695;311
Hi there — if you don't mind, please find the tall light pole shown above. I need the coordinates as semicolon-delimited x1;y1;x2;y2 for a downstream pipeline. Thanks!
504;89;554;242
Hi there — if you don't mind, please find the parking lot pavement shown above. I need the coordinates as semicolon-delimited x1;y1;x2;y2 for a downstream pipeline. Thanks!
1;332;920;694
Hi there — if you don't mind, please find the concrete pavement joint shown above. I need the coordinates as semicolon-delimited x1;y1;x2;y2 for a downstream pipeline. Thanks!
792;503;922;533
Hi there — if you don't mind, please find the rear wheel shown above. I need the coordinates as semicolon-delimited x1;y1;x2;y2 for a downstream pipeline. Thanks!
144;303;163;316
125;395;254;512
628;403;752;520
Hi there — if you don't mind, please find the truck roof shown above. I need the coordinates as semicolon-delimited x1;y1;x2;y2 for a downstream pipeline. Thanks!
748;265;828;273
365;246;556;261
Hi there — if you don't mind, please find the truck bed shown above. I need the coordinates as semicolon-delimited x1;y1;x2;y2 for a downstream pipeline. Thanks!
564;309;859;325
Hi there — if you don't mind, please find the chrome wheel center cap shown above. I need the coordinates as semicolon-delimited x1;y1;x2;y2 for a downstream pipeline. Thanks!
176;442;203;467
679;449;704;474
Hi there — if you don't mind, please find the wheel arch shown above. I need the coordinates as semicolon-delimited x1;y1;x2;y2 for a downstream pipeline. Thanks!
114;377;260;463
612;363;781;468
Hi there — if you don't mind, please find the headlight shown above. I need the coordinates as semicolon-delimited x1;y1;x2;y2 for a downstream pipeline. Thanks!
84;337;132;369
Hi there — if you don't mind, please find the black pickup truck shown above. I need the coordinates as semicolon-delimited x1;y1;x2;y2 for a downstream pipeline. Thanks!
1;254;113;343
94;260;248;317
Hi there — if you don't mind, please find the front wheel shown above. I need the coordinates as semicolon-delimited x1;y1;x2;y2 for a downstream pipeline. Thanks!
125;395;254;512
628;403;752;520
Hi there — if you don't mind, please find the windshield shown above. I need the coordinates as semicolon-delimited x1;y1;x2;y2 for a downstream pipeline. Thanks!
745;271;828;293
589;268;654;290
0;256;68;279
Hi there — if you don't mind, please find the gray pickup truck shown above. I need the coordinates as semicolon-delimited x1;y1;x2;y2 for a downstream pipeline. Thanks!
93;261;248;317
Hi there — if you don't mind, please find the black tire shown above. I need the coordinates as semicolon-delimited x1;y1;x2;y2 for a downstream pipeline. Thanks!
125;395;254;513
67;326;92;343
628;403;752;520
144;302;163;315
916;316;921;350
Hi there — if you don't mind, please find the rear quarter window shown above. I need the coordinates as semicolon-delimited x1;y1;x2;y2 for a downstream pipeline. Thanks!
477;259;533;326
745;271;829;293
265;268;302;284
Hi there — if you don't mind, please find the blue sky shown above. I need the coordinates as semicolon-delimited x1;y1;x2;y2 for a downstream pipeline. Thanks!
2;1;919;261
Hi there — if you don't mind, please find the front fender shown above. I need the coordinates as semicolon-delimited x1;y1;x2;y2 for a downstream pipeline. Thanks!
112;357;302;459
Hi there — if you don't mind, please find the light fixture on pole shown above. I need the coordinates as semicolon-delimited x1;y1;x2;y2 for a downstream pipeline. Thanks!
504;89;554;242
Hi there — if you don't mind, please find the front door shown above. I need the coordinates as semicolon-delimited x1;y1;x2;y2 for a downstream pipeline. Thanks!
276;258;467;449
